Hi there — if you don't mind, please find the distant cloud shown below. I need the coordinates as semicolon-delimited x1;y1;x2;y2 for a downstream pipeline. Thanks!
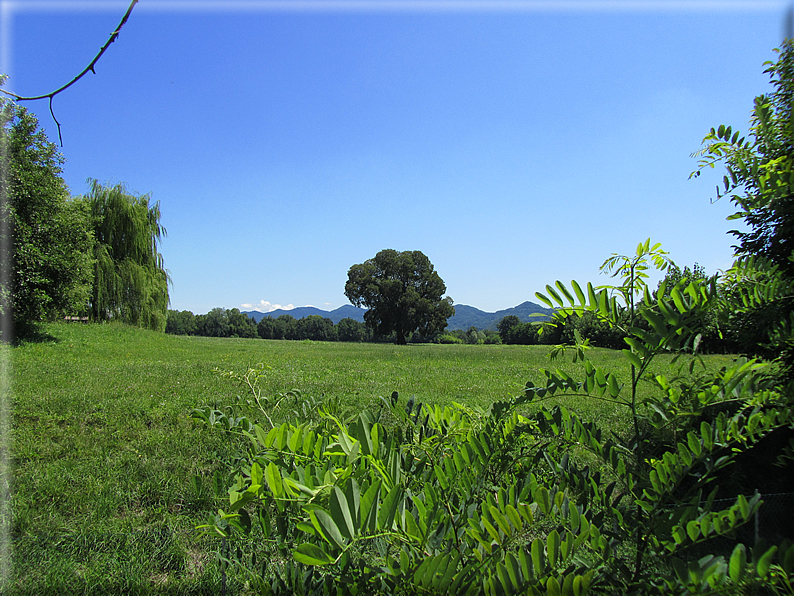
241;300;295;312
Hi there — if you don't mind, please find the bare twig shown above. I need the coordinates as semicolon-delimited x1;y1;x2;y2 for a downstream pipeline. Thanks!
0;0;139;145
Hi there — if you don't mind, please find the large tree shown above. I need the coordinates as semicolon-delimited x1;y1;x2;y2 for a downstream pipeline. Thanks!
344;249;454;345
84;180;170;331
0;97;94;340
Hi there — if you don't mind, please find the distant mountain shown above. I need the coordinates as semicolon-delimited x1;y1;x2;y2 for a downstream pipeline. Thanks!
243;301;552;330
243;304;366;324
446;301;554;331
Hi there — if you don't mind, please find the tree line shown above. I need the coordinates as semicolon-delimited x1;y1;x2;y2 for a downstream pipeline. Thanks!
167;308;473;344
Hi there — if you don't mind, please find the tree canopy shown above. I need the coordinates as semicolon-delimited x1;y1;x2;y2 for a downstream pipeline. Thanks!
0;97;94;340
84;179;170;331
344;249;454;345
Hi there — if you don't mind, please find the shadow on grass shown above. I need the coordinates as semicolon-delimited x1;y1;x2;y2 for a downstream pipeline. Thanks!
7;322;61;346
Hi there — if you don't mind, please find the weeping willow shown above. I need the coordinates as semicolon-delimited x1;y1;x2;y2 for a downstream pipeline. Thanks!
86;179;170;331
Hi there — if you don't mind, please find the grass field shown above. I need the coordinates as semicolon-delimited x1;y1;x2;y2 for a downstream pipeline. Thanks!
4;323;741;594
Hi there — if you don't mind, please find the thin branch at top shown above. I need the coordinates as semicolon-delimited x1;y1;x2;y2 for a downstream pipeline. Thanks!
0;0;139;144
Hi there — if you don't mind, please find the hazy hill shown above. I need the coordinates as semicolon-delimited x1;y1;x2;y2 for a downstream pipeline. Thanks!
446;301;553;331
243;301;552;330
243;304;366;324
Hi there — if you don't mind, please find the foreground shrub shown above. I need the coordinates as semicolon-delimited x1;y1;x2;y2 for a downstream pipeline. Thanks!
193;240;794;595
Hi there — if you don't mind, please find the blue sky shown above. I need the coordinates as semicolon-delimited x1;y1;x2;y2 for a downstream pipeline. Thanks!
1;1;788;315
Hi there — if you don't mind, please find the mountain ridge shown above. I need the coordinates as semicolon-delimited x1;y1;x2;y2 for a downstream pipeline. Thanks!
242;301;553;331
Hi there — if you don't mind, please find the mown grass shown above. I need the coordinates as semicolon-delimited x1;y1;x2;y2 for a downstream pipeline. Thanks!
5;323;740;594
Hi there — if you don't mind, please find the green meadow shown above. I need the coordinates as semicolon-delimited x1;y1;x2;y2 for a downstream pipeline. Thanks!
5;323;740;594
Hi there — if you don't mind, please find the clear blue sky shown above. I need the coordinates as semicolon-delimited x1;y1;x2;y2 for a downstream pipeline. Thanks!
1;1;787;315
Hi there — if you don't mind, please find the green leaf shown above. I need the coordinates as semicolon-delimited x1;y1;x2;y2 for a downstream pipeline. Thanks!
293;543;335;566
311;507;346;550
597;288;608;316
496;562;512;594
489;505;511;537
571;280;586;306
607;374;621;398
687;431;702;457
729;543;746;584
642;309;668;336
345;478;361;531
737;494;749;521
264;462;284;499
434;464;450;491
356;415;373;456
671;557;688;584
519;547;534;580
482;516;501;544
531;537;546;576
573;573;590;596
505;504;523;532
404;510;422;541
536;292;554;309
288;425;303;452
756;545;778;579
547;576;562;596
535;486;551;515
783;543;794;575
360;478;381;533
547;529;560;568
250;462;263;488
556;281;575;305
546;284;564;306
378;482;403;530
504;552;523;591
330;485;355;540
622;349;642;369
686;520;699;542
623;336;648;358
587;282;598;308
671;286;687;313
437;552;460;593
419;554;446;589
561;573;575;596
276;422;289;450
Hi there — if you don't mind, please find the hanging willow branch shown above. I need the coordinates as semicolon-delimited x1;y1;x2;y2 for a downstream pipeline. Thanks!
0;0;139;145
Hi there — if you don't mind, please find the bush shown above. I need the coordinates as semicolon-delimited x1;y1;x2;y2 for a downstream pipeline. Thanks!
435;333;463;344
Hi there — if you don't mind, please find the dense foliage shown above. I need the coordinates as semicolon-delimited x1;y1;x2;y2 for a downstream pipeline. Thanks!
0;95;94;339
194;241;794;595
345;249;455;345
83;179;170;332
